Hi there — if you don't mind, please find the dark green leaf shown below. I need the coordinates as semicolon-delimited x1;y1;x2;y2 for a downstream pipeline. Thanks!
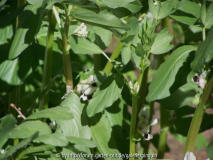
68;36;103;54
151;29;173;55
10;121;52;139
207;139;213;159
159;83;200;110
191;29;213;74
86;74;124;117
1;132;38;159
70;8;130;36
9;4;42;59
0;115;17;149
147;45;196;101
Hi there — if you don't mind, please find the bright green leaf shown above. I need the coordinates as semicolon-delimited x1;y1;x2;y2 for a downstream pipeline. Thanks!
86;74;124;117
101;0;134;8
147;45;196;101
151;29;173;55
27;106;74;120
191;29;213;74
69;36;103;54
57;92;91;139
0;115;17;149
201;3;213;28
33;133;68;146
89;114;122;159
10;121;52;139
94;26;112;48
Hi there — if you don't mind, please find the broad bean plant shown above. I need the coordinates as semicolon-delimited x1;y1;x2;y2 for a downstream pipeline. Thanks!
0;0;213;160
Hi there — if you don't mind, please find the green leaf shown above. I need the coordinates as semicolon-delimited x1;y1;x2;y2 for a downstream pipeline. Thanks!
207;139;213;159
191;29;213;74
0;115;17;149
0;24;13;44
105;98;124;143
27;0;43;5
17;144;55;159
86;74;124;117
123;0;142;14
121;45;131;65
196;133;208;151
9;4;42;59
57;92;91;139
201;3;213;28
178;1;200;18
0;132;38;160
66;136;96;148
101;0;134;8
147;45;196;101
94;26;112;48
27;106;74;120
159;83;200;110
0;48;37;86
33;133;68;146
68;36;103;54
10;121;52;139
151;29;173;54
70;8;130;36
89;114;122;159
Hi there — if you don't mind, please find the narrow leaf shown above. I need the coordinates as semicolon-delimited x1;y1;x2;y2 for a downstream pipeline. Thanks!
27;106;74;120
147;45;196;101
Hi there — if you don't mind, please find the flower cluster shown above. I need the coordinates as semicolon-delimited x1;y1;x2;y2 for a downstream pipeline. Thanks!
73;23;88;37
192;71;207;89
77;75;101;101
129;81;139;95
137;107;158;140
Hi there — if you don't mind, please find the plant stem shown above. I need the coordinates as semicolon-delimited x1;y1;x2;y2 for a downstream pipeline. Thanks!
129;94;138;159
157;107;170;159
202;27;206;41
103;42;123;74
39;11;56;111
94;54;101;71
184;76;213;155
61;4;73;88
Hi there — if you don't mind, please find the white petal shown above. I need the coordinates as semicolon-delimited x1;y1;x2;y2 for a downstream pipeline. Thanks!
184;152;196;160
129;81;133;89
81;84;90;91
88;75;95;84
49;121;57;130
77;84;82;92
143;133;153;141
80;94;87;101
150;119;158;126
84;87;96;95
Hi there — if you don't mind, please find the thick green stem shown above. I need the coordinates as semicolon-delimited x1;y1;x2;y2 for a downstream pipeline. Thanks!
157;107;170;159
62;5;73;88
202;27;206;41
39;11;56;111
94;54;101;71
129;95;138;159
184;76;213;155
103;42;123;74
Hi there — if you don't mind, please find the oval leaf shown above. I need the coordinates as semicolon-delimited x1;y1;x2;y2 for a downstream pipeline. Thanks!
10;121;52;139
66;136;96;148
86;74;124;117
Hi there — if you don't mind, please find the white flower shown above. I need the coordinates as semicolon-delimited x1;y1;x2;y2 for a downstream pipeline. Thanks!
184;152;196;160
129;81;139;95
61;86;73;99
77;75;101;101
73;23;88;37
49;120;57;130
138;107;158;141
192;71;207;89
146;12;153;19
